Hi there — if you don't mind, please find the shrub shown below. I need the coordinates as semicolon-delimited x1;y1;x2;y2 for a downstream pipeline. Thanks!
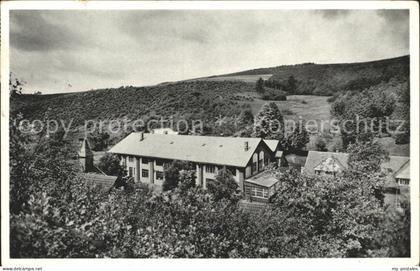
98;153;124;176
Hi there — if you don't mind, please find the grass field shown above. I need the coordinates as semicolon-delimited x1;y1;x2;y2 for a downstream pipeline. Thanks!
376;137;409;156
196;74;273;83
238;95;331;123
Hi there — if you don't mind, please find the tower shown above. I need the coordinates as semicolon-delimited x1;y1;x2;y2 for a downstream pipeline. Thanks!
78;138;94;172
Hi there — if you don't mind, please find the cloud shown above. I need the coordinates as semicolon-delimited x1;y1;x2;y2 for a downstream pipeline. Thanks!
9;10;409;94
10;11;86;52
376;9;409;23
376;9;409;50
316;10;352;19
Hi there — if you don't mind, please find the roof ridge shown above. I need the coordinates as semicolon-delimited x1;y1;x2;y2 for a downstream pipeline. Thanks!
392;159;410;178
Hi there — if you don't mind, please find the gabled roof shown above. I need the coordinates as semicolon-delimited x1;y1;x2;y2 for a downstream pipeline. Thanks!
263;139;280;153
381;156;410;176
395;161;410;179
303;151;349;175
304;152;411;178
80;173;117;188
78;138;93;158
109;133;263;167
313;157;345;173
275;151;284;158
245;171;279;187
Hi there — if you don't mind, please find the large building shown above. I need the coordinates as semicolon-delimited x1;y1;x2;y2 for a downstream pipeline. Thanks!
108;132;283;201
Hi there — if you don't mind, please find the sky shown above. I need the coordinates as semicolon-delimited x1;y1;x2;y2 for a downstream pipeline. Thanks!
10;9;409;94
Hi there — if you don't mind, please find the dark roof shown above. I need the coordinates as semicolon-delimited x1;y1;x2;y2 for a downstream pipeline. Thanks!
80;173;117;188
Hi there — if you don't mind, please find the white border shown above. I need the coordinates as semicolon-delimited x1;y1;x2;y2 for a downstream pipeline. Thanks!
1;1;419;270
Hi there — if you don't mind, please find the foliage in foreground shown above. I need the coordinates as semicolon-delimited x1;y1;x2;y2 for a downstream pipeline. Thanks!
10;118;410;258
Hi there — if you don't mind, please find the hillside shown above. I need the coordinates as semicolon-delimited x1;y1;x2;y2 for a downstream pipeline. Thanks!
11;55;410;140
12;81;255;127
196;55;409;96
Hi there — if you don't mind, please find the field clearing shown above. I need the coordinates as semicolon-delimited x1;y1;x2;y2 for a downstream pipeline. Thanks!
376;137;409;156
238;95;332;123
196;74;272;83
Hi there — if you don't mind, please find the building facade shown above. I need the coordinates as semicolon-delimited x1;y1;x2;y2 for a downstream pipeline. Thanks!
109;132;282;201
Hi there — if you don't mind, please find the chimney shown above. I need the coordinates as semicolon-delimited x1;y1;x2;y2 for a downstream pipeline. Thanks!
140;132;144;141
244;141;249;151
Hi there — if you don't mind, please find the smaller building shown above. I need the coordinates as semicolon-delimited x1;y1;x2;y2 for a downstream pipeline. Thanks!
302;151;348;177
303;151;411;186
381;156;410;186
244;171;280;202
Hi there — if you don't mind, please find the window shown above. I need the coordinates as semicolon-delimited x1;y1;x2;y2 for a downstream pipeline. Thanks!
156;171;164;180
142;158;149;164
128;167;133;177
142;169;149;178
250;186;269;199
264;157;269;167
206;165;215;173
156;160;164;166
252;162;257;173
128;156;134;162
259;151;264;170
398;179;409;185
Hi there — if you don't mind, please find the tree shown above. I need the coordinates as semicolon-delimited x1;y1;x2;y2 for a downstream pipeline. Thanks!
393;82;410;144
283;124;309;152
286;75;297;94
9;73;24;98
238;108;254;127
207;168;240;203
252;102;285;140
262;168;403;257
89;131;110;151
255;78;265;94
331;83;397;147
98;153;124;176
347;140;389;173
163;160;195;191
312;136;327;151
178;170;196;192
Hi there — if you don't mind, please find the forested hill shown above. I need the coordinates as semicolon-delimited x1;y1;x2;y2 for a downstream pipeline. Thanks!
198;55;409;96
12;55;409;128
12;81;254;126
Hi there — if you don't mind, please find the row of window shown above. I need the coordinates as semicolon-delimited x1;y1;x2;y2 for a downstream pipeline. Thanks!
397;178;409;185
250;186;269;199
315;170;337;177
127;166;158;178
204;165;236;176
125;156;165;166
125;156;241;177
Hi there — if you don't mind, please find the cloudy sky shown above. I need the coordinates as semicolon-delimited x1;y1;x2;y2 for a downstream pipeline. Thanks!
10;9;409;94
